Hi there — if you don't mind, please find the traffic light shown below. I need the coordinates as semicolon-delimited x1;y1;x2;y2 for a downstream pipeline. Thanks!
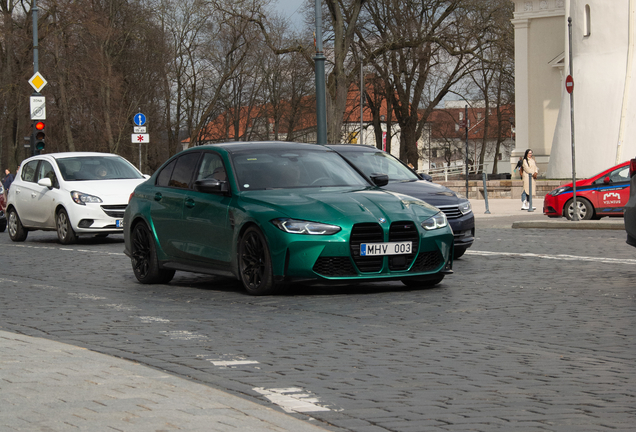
34;121;45;154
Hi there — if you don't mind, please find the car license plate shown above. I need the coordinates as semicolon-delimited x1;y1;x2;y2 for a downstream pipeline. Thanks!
116;219;123;228
360;241;411;256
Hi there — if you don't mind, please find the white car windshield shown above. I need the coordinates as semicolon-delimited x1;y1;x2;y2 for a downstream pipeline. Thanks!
56;156;143;181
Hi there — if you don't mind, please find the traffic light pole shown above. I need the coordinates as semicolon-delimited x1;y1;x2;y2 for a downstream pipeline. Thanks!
30;0;40;156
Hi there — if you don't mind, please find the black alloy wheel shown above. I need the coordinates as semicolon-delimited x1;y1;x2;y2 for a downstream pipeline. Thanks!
238;226;279;295
131;222;175;284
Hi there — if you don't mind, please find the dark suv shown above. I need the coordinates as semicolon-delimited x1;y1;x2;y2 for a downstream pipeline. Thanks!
624;157;636;247
328;144;474;258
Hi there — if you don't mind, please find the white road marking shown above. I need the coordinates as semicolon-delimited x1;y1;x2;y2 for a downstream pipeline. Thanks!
136;316;171;323
68;293;107;300
160;330;208;341
10;244;125;255
466;250;636;265
211;360;259;366
253;387;331;413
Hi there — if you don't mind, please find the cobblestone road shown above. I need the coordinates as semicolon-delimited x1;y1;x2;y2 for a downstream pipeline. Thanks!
0;224;634;432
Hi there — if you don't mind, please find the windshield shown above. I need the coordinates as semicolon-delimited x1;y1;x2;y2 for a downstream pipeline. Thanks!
338;150;419;182
231;149;369;191
56;156;143;181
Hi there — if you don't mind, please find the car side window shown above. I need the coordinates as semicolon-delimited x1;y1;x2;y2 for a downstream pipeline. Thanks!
169;152;201;189
156;159;176;187
610;166;629;183
36;161;60;188
196;152;226;181
21;160;39;183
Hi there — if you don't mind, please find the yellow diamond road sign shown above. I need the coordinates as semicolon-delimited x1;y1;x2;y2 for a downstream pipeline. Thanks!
28;72;47;92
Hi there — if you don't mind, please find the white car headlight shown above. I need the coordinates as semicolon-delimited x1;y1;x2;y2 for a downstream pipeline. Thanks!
458;200;472;215
272;218;341;235
421;212;448;230
71;191;103;205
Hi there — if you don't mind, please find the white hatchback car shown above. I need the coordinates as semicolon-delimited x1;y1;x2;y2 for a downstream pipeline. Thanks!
6;152;148;244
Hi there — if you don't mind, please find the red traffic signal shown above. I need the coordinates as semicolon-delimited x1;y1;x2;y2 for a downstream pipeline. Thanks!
35;121;45;131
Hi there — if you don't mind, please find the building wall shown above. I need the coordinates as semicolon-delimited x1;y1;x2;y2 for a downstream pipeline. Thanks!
511;0;565;176
548;0;635;178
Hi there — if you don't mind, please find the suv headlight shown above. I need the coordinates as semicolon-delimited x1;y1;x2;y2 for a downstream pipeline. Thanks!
421;212;448;230
272;218;341;235
71;191;103;205
458;200;472;215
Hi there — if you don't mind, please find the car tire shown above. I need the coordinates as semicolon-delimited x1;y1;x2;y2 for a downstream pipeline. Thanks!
454;247;466;259
401;274;445;288
238;226;280;296
564;198;593;220
8;209;28;242
130;222;175;284
56;209;77;244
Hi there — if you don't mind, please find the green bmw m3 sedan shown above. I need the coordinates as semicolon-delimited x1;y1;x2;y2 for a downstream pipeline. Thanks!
123;142;454;295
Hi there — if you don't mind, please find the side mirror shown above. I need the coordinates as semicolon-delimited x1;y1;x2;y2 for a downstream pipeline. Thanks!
419;173;433;182
604;176;611;184
143;174;151;179
370;173;389;187
38;177;53;188
194;178;229;194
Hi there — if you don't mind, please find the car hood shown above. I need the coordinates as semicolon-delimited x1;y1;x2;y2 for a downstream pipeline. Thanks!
65;179;146;201
381;180;462;206
241;187;441;224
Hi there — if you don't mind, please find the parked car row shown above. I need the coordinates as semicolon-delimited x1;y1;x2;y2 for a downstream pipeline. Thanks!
4;142;476;295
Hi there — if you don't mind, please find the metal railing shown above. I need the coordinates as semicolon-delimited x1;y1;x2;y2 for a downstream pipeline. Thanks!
419;164;487;181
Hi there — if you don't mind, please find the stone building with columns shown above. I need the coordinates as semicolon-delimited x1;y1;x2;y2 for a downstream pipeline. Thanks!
511;0;636;178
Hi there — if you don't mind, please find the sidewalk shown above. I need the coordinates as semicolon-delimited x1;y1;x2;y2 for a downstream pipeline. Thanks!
0;330;329;432
470;198;625;230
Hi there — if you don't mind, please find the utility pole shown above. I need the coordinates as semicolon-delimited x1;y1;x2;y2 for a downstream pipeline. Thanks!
568;17;578;221
314;0;327;145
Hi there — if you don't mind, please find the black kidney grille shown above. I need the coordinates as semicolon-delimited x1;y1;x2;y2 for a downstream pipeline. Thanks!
313;257;357;277
388;221;419;270
350;223;384;272
410;251;443;272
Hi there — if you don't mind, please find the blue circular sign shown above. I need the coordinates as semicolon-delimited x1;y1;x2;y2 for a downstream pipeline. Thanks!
134;113;146;126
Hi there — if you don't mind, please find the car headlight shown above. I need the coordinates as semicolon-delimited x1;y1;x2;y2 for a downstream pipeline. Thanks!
272;218;341;235
458;200;472;215
421;212;448;230
71;191;103;205
549;187;569;197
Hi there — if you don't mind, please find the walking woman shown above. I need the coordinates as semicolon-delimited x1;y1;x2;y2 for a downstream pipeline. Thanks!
521;149;538;210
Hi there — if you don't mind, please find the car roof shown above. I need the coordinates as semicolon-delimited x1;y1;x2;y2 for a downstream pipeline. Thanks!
197;141;333;154
326;144;380;152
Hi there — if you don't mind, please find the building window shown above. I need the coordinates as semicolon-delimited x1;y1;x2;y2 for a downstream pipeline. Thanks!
455;123;460;132
432;149;438;158
498;153;502;161
477;112;482;120
458;112;463;121
584;4;591;37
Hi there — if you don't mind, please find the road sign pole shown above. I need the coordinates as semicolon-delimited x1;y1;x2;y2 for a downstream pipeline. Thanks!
568;17;578;221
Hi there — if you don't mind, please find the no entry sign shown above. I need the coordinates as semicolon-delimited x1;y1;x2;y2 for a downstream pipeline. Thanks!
565;75;574;93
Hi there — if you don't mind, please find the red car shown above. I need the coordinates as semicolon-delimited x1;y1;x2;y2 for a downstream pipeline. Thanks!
543;161;630;220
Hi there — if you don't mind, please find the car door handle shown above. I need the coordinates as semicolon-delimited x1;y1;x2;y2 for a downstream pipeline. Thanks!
185;198;195;209
154;193;162;201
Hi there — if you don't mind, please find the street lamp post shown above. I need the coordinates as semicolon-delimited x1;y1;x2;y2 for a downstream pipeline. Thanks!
314;0;327;145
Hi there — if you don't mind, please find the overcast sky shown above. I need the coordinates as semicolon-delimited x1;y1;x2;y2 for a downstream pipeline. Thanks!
272;0;306;30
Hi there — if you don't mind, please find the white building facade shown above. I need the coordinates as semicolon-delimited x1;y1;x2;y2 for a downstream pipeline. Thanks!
512;0;636;178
